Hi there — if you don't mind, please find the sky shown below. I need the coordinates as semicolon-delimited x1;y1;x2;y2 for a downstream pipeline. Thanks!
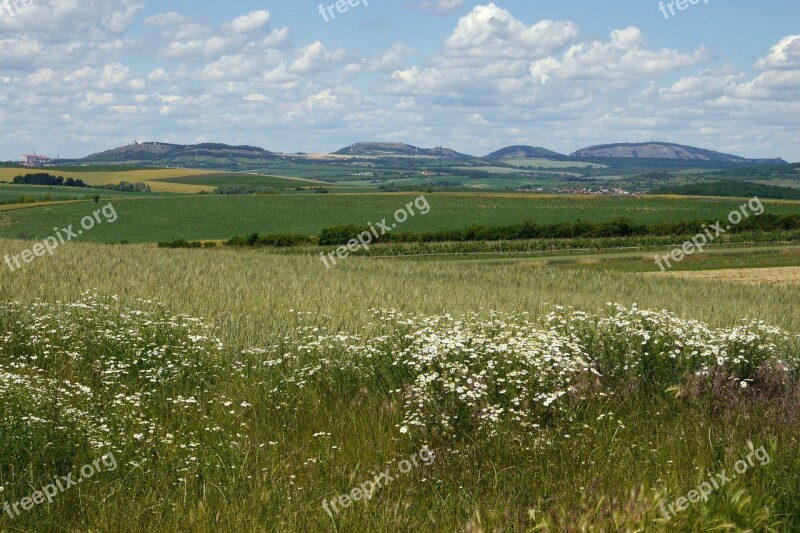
0;0;799;161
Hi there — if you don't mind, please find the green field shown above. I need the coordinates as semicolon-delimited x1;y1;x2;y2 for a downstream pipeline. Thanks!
248;163;417;182
157;173;328;188
2;193;798;243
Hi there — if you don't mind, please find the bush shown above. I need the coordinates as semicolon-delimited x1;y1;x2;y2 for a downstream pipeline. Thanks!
100;181;150;193
157;239;202;249
318;225;367;246
225;233;314;247
213;185;275;195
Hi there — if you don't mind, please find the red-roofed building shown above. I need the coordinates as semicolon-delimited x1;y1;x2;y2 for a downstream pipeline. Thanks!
20;154;52;166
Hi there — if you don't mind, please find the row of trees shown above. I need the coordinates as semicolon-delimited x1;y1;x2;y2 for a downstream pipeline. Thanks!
10;174;150;193
156;212;800;250
13;173;87;187
319;214;800;245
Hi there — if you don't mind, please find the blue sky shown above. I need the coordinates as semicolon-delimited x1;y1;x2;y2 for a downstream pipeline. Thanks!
1;0;799;160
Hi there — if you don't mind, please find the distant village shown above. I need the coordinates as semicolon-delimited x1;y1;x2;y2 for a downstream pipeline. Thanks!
547;186;635;196
19;153;54;166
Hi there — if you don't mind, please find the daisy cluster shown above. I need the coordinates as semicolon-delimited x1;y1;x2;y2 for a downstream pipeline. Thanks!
390;311;596;439
545;303;797;388
2;294;797;479
0;293;247;481
266;306;798;443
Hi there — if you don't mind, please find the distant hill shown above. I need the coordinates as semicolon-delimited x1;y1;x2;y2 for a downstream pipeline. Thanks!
571;142;786;165
81;142;274;167
487;145;564;158
333;142;472;158
649;180;800;200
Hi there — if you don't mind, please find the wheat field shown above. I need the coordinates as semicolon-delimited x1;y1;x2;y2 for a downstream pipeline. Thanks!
1;241;799;531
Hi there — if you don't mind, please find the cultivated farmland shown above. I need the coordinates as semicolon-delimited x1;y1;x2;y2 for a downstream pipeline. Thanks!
1;193;799;243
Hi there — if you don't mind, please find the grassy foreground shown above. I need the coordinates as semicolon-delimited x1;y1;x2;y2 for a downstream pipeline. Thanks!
1;242;800;531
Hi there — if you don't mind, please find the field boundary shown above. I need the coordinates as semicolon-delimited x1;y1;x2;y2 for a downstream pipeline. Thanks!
366;240;800;259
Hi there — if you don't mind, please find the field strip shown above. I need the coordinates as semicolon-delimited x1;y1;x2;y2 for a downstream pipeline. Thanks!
0;200;86;212
237;171;332;185
650;266;800;285
367;241;800;260
647;194;800;205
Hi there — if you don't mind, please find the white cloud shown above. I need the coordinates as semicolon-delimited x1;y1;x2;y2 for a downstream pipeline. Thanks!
144;12;189;27
444;4;577;60
152;10;286;61
0;0;142;41
529;27;708;83
223;11;271;35
343;44;414;76
289;42;346;74
755;35;800;70
1;4;799;161
383;5;579;101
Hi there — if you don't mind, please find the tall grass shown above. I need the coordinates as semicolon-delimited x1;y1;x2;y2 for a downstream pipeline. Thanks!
0;241;799;531
2;241;800;343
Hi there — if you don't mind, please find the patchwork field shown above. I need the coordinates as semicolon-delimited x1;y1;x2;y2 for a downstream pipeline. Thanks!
0;193;798;243
0;167;248;193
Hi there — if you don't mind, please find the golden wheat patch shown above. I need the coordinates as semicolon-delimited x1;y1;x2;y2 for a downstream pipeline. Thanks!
653;266;800;285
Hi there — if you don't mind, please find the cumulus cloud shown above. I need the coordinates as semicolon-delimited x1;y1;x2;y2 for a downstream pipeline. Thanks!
529;27;708;83
656;34;800;107
383;4;578;101
222;11;271;35
343;44;414;76
443;4;578;60
289;42;346;74
1;3;798;161
0;0;142;40
755;35;800;70
151;10;287;61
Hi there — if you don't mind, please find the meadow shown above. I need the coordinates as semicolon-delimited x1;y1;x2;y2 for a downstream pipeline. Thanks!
1;240;800;532
1;193;799;243
1;188;799;532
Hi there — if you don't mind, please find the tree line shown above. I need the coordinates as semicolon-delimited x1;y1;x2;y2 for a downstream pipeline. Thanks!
158;213;800;249
13;173;87;187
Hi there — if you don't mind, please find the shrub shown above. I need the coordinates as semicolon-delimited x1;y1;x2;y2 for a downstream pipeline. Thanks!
225;233;314;247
